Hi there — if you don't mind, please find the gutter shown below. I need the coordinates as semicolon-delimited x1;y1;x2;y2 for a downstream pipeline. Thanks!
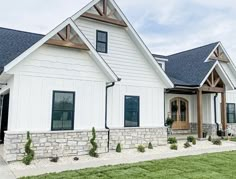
105;78;121;152
214;93;220;133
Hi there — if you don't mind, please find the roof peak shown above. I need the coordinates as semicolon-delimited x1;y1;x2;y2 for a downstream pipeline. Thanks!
0;27;44;36
168;41;220;57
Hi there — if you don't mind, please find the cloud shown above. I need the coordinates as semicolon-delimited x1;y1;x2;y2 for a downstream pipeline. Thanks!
0;0;236;61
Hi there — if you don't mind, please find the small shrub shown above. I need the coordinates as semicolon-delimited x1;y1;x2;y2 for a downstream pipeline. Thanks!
148;142;153;149
22;155;33;165
50;156;59;163
187;136;195;142
212;139;222;145
137;145;145;153
184;142;191;148
116;143;122;153
89;127;98;158
208;136;212;142
170;144;178;150
23;131;34;165
168;137;177;144
192;138;196;145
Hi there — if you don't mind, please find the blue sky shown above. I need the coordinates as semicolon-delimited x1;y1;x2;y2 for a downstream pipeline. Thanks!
1;0;236;59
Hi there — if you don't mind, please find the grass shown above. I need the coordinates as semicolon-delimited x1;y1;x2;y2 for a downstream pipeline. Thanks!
21;151;236;179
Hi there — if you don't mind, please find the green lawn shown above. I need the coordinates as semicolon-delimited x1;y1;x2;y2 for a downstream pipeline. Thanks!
21;151;236;179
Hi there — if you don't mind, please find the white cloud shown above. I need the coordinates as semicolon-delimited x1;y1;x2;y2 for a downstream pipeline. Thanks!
0;0;236;61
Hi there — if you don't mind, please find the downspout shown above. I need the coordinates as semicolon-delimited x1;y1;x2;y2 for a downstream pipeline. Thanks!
214;93;220;133
105;81;116;152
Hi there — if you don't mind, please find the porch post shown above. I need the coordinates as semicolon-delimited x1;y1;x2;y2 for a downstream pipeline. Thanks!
221;91;227;131
197;89;203;138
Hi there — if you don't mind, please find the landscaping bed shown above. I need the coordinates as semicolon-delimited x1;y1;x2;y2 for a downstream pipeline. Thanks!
20;150;236;179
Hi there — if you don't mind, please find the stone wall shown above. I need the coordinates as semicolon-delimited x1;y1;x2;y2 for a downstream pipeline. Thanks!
109;127;167;150
190;123;218;136
227;124;236;135
4;130;108;162
4;127;168;162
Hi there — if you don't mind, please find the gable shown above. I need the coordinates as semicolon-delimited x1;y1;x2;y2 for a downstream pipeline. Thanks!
72;0;173;88
2;19;118;82
9;44;109;82
166;42;218;87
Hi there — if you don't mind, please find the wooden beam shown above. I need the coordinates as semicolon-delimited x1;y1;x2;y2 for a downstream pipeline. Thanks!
197;89;203;138
81;12;127;27
108;9;116;17
66;25;70;41
57;32;66;41
46;39;89;50
206;79;212;87
221;92;227;131
211;71;214;85
94;5;104;16
213;77;221;87
103;0;107;16
201;86;225;93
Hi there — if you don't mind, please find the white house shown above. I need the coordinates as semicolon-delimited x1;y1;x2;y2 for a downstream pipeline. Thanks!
0;0;236;162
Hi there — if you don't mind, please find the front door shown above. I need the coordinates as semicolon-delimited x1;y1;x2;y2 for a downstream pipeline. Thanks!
170;97;189;130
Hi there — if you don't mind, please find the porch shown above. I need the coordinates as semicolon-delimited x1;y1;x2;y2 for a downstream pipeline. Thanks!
165;69;228;139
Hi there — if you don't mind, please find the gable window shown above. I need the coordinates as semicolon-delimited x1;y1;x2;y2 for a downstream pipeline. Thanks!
227;103;236;123
124;96;140;127
51;91;75;131
96;30;108;53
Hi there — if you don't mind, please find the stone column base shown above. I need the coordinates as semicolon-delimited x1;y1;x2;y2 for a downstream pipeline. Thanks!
190;123;219;136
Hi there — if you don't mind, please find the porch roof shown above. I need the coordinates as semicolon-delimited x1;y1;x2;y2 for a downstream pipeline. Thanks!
162;42;219;87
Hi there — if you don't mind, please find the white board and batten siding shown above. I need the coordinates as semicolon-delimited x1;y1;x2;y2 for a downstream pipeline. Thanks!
76;18;166;128
6;45;109;131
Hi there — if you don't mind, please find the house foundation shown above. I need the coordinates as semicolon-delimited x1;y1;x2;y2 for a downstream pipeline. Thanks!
109;127;167;150
190;123;218;136
3;127;167;162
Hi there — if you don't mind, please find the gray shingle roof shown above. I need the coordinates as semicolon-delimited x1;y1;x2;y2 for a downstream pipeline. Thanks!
0;27;44;72
163;42;219;87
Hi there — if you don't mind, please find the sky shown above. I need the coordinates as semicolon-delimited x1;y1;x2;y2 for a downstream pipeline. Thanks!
0;0;236;59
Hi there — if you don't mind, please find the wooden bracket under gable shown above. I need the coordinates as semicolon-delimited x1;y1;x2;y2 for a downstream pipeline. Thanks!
210;46;229;62
81;0;127;27
201;69;225;93
46;25;89;50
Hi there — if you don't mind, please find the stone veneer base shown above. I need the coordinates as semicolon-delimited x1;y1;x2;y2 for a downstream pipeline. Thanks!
109;127;167;150
227;124;236;135
190;123;219;136
4;127;167;162
4;130;108;162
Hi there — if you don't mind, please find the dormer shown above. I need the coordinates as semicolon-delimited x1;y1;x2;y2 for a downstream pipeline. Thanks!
153;54;168;71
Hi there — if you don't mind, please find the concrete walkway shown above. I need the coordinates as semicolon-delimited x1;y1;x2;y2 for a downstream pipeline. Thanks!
0;156;16;179
8;140;236;178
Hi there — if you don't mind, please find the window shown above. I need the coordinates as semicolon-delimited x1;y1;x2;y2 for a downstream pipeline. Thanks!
96;30;108;53
124;96;139;127
227;103;236;123
51;91;75;131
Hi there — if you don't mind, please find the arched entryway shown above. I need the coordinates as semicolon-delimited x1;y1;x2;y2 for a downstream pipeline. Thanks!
170;97;189;130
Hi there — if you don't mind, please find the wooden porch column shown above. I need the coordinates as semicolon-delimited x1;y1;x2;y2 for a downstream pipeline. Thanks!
221;92;227;131
197;89;203;138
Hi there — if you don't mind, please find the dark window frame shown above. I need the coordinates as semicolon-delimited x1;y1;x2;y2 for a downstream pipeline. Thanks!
96;30;108;53
227;103;236;123
124;95;140;127
51;91;75;131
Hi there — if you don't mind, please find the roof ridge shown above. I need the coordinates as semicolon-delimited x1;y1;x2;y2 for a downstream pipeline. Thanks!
0;27;44;36
167;41;220;57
